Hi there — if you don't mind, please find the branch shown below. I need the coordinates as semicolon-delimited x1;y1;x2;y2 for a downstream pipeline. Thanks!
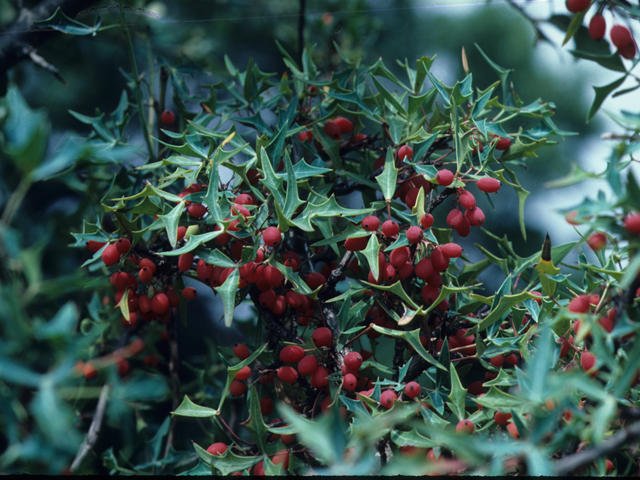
319;251;352;302
555;420;640;475
0;0;101;75
427;188;457;214
70;383;110;472
26;47;68;85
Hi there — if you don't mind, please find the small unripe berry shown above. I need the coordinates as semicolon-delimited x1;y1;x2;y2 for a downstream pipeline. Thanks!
382;220;399;237
361;215;380;231
406;226;424;244
161;110;176;126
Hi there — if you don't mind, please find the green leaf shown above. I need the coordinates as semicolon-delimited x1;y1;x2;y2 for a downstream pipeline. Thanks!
282;151;304;218
158;231;223;256
194;248;236;268
450;95;464;173
375;148;398;201
34;7;97;35
587;76;627;122
363;233;381;281
215;268;240;327
159;202;184;249
569;50;626;73
525;326;554;403
390;429;439;448
475;44;513;106
173;395;218;418
562;9;588;46
370;326;446;371
448;364;467;421
544;162;598;189
371;75;406;116
477;292;538;333
243;386;269;453
475;386;520;409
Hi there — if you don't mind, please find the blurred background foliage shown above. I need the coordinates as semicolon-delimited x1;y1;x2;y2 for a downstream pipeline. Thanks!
0;0;635;474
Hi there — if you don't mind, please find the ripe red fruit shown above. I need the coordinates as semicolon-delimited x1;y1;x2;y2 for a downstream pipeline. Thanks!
382;220;399;237
280;345;306;364
187;203;207;218
430;248;450;272
456;419;474;434
421;285;440;305
465;207;485;227
310;365;329;388
272;450;290;470
115;238;131;254
206;442;228;456
398;145;413;161
415;258;434;280
178;252;194;272
507;422;519;438
334;117;353;134
181;287;197;300
624;213;640;235
229;380;248;396
581;351;598;376
343;373;357;390
494;411;512;426
476;177;501;193
298;355;319;376
435;169;454;186
263;265;284;287
344;352;363;371
102;244;121;266
312;327;333;347
404;188;420;209
344;235;369;251
569;295;591;314
305;272;327;290
390;247;409;268
138;295;152;313
283;251;301;270
380;390;398;409
277;366;299;383
589;14;606;40
611;25;634;50
490;355;504;368
235;366;251;380
151;293;170;315
441;243;462;258
459;190;476;209
494;136;512;150
323;120;342;140
361;215;380;231
406;226;424;244
233;344;251;360
139;267;153;283
161;110;176;126
420;213;434;229
587;232;606;251
565;0;590;13
262;226;282;247
298;130;313;142
405;381;421;398
447;208;464;229
260;397;273;415
87;240;107;253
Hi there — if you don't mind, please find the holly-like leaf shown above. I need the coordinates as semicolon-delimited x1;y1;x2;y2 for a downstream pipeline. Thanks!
173;395;218;418
363;234;381;281
159;201;184;248
34;7;99;35
448;364;467;421
215;268;239;327
375;148;398;201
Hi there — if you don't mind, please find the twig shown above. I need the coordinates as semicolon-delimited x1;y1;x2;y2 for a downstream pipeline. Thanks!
26;47;68;85
70;383;111;472
555;420;640;475
319;251;352;301
427;189;457;214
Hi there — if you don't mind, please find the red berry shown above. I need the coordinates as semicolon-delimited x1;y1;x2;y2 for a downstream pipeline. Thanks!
233;344;251;360
334;117;353;134
280;345;306;364
382;220;399;237
235;366;251;380
568;295;591;314
229;380;248;396
305;272;326;290
361;215;380;231
178;252;194;272
151;293;170;314
490;355;504;368
87;240;107;253
139;267;153;283
407;226;424;244
476;177;501;193
447;208;464;229
581;351;598;376
262;226;282;247
181;287;197;300
456;419;474;434
343;373;357;390
298;130;313;142
494;136;512;150
102;244;121;266
344;352;363;371
312;327;332;347
435;169;454;187
263;265;284;287
441;243;462;258
611;25;635;50
206;442;228;457
139;258;156;273
420;213;434;229
310;365;329;388
507;422;519;438
398;145;413;161
624;213;640;235
421;285;440;305
116;238;131;254
260;397;273;415
344;236;369;251
565;0;590;13
323;120;342;140
415;258;434;280
161;110;175;126
297;355;319;376
465;207;485;227
404;188;420;209
459;190;476;209
405;381;420;398
187;203;207;218
494;411;512;426
380;390;398;409
430;248;450;272
587;232;606;251
390;247;409;268
283;251;301;271
589;14;606;41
